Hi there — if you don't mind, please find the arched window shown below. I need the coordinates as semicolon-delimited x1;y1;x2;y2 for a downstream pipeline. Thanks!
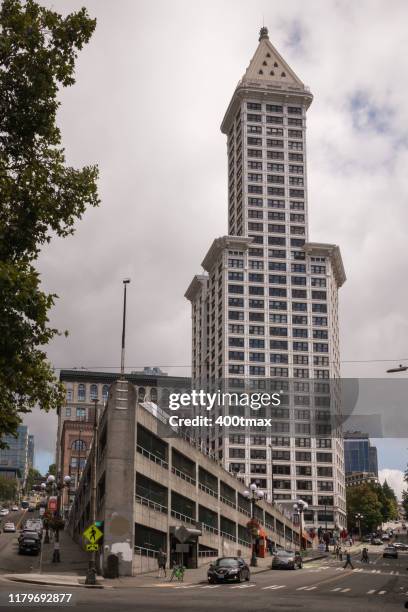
90;384;98;400
78;384;86;401
150;387;158;403
71;439;87;451
138;387;145;402
102;385;109;401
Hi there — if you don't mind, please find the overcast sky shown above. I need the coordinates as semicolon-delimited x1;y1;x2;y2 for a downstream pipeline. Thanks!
22;0;408;492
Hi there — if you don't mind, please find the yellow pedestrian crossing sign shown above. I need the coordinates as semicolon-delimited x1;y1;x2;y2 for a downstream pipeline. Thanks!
86;543;99;552
83;523;103;544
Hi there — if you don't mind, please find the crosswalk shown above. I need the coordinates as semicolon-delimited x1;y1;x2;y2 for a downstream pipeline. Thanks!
164;583;390;597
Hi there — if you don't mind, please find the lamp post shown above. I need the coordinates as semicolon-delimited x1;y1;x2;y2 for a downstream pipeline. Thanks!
40;474;71;545
243;483;264;567
268;444;274;505
355;513;363;541
85;397;100;585
120;278;131;377
293;499;308;553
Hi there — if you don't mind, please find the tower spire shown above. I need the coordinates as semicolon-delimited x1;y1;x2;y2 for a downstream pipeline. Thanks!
259;26;269;41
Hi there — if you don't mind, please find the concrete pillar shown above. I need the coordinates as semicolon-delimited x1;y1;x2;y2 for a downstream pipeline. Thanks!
102;381;137;577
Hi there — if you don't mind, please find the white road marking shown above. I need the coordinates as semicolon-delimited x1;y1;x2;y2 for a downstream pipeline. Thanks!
378;591;386;595
297;586;316;591
367;590;376;594
340;588;351;593
174;585;197;589
353;568;363;572
201;585;220;589
331;587;342;592
262;585;286;590
230;584;256;589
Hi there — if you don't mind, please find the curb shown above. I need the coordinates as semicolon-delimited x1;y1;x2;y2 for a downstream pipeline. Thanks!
4;576;105;589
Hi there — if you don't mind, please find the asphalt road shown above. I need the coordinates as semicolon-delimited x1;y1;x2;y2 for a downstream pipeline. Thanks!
0;543;407;611
0;509;42;575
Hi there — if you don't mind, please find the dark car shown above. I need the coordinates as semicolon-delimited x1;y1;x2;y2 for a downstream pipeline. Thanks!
207;557;250;583
392;542;408;550
272;550;303;570
371;538;383;545
383;546;398;559
18;532;41;555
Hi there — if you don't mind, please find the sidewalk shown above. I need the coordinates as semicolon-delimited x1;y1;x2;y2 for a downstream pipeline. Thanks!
40;529;89;575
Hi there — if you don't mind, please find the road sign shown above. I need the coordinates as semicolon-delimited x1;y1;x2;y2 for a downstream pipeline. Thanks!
86;543;99;552
83;523;103;544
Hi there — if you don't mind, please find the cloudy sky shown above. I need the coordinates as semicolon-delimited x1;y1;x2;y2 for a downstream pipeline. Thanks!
22;0;408;494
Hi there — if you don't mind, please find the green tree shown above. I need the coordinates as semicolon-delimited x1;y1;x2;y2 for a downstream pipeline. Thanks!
346;483;383;533
48;463;56;476
25;467;42;492
0;476;17;502
0;0;99;443
402;490;408;520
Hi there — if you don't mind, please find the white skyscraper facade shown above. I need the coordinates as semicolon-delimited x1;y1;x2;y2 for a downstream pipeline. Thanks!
185;28;347;530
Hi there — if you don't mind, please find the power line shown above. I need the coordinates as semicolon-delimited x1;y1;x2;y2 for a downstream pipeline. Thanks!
51;357;408;370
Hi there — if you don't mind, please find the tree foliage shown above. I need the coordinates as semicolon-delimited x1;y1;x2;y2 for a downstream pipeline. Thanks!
25;466;42;491
346;483;383;533
0;475;17;501
0;0;99;441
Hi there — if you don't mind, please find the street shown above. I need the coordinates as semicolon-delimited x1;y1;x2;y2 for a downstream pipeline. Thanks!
0;542;407;611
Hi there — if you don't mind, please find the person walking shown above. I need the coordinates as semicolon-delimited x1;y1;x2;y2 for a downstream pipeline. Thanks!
339;548;343;562
361;548;369;563
157;549;167;578
52;541;60;563
343;551;354;569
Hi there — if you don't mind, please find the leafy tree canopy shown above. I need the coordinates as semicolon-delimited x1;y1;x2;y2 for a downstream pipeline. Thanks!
0;0;99;443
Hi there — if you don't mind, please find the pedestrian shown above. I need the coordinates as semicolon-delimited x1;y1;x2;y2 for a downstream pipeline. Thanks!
349;537;353;547
339;548;343;562
335;545;340;560
157;548;167;578
343;551;354;569
361;548;369;563
52;541;60;563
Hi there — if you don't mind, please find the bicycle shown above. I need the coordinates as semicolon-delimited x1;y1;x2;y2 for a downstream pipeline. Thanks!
170;564;185;582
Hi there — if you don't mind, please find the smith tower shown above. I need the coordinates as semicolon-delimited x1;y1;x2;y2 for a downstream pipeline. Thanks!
185;28;347;530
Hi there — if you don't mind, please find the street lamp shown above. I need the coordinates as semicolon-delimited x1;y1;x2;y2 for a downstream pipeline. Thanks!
41;474;71;545
243;483;264;567
268;444;275;505
120;278;131;377
355;513;363;541
293;499;308;553
386;365;408;374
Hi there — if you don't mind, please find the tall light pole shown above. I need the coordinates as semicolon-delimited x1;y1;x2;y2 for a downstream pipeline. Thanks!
293;499;308;553
355;513;363;541
386;365;408;374
268;444;275;505
243;483;264;567
85;397;100;585
120;278;131;377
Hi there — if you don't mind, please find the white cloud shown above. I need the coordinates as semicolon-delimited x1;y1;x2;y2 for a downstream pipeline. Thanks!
379;469;406;500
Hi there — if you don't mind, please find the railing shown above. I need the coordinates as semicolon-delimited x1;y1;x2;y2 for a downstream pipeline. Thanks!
237;538;251;548
220;495;236;509
136;444;168;469
220;530;236;542
202;523;218;535
198;549;218;558
135;494;167;514
170;510;196;525
171;466;196;486
199;483;218;498
134;545;159;558
237;506;251;518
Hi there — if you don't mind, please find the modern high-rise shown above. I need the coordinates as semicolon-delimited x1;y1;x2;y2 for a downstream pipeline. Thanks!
185;28;347;529
344;431;378;477
0;424;29;486
27;435;35;470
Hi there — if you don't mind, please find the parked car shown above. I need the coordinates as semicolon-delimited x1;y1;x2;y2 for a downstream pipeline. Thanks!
272;550;303;570
18;532;41;555
371;538;383;545
11;506;19;512
382;534;390;541
383;546;398;559
18;529;40;543
3;522;16;533
208;557;250;583
0;509;9;516
393;542;408;550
